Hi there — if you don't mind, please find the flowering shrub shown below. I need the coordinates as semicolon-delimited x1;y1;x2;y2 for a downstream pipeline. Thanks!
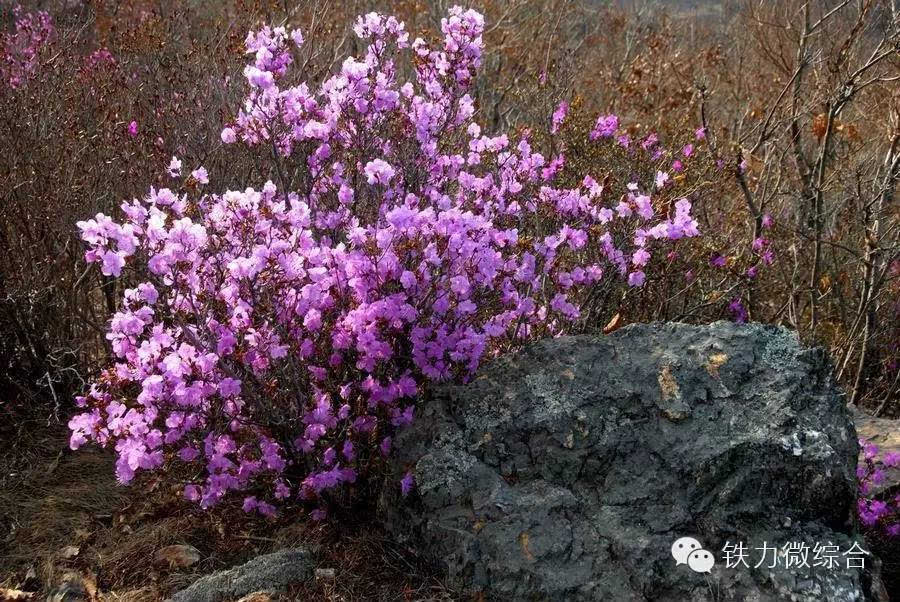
1;5;54;89
857;439;900;537
69;7;700;517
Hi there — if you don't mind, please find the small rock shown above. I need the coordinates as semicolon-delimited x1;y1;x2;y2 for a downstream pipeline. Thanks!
853;408;900;495
45;573;95;602
155;544;201;569
60;545;80;560
168;547;314;602
20;567;38;592
314;568;335;580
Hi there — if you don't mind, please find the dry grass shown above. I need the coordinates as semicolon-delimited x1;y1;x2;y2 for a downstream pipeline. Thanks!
0;426;454;601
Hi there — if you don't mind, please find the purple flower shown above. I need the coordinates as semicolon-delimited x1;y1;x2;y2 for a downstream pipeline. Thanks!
590;114;618;140
400;471;415;497
191;167;209;184
728;298;748;323
627;270;646;287
550;101;568;134
167;156;182;178
709;254;726;268
127;120;138;137
655;171;669;189
364;159;395;185
101;251;125;276
864;442;880;460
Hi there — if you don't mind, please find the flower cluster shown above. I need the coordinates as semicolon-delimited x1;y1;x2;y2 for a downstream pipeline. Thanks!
857;440;900;537
1;5;55;89
70;7;699;518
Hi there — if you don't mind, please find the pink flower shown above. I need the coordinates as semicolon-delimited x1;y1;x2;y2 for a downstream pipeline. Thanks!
883;452;900;467
101;251;125;276
550;101;568;134
364;159;395;185
682;144;693;158
221;127;237;144
127;120;138;137
632;248;650;267
191;167;209;184
590;114;618;140
167;156;182;177
728;298;748;323
695;127;706;140
709;254;726;268
400;471;415;497
655;171;669;189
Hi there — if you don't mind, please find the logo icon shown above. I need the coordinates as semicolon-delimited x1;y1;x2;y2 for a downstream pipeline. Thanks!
672;536;715;573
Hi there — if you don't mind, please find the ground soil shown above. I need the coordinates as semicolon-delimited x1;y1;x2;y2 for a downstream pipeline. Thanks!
0;422;452;602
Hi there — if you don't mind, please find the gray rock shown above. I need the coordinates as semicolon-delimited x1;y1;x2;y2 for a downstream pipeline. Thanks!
167;548;314;602
852;407;900;598
382;322;888;601
853;407;900;497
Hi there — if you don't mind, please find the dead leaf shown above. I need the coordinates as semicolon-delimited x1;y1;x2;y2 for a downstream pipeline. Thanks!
603;313;623;334
0;589;34;601
812;113;827;140
60;545;80;560
154;544;201;569
81;573;97;601
236;593;272;602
